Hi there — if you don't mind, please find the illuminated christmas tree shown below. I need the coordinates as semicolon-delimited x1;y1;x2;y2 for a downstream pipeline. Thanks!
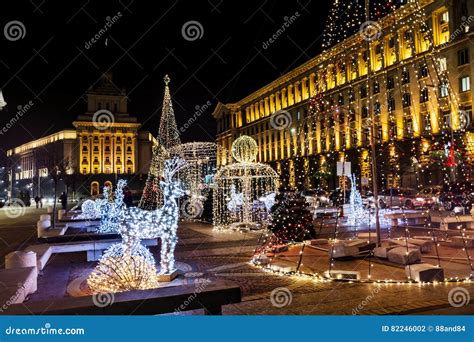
158;74;181;149
139;75;180;209
138;143;167;210
347;174;368;226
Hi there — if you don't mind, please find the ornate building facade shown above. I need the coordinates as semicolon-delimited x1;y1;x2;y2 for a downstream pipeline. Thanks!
213;0;474;190
7;74;154;198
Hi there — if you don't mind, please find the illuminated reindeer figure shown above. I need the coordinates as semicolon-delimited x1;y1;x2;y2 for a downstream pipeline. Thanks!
124;157;187;274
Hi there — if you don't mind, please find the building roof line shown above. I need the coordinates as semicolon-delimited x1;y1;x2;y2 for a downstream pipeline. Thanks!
228;1;429;108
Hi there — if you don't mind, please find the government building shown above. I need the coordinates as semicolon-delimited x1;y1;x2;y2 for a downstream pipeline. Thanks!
213;0;474;191
6;73;154;198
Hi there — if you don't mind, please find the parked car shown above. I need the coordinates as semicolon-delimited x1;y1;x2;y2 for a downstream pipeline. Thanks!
412;185;442;208
439;182;474;211
301;189;331;208
369;187;418;209
0;197;5;208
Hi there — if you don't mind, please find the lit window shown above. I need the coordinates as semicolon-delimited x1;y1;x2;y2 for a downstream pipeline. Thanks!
439;84;449;98
438;57;447;71
460;76;471;92
441;11;449;24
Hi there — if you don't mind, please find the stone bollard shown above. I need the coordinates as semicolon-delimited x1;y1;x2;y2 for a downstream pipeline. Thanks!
57;209;66;221
5;251;38;293
37;220;51;237
39;214;51;221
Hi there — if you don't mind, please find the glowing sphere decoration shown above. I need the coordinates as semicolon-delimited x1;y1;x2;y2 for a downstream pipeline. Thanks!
231;135;258;163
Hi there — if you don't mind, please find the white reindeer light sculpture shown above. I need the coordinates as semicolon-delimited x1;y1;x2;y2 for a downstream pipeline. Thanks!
125;157;187;275
88;158;187;292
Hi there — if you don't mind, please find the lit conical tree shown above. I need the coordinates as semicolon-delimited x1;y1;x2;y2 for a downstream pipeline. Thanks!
158;74;181;149
139;75;180;209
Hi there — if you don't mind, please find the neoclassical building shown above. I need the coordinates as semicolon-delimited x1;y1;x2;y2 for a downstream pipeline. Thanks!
214;0;474;190
7;73;154;198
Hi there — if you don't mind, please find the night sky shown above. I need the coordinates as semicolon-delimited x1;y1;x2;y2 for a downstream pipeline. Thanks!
0;0;331;161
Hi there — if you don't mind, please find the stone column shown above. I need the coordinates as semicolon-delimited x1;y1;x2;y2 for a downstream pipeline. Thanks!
287;85;294;106
269;95;275;113
264;97;270;116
